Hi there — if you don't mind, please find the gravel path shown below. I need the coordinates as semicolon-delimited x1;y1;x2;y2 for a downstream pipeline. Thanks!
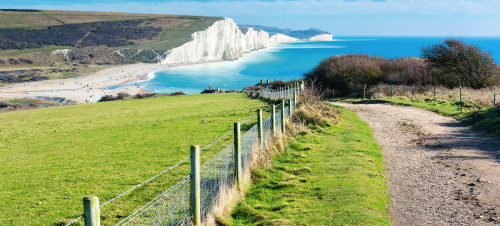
333;102;500;225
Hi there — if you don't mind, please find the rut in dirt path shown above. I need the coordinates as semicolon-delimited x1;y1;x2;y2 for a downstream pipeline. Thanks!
333;102;500;226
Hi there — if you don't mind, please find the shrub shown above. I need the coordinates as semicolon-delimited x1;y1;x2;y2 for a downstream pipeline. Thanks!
269;80;301;89
170;92;186;96
98;95;117;102
116;92;130;100
379;57;432;85
305;54;384;96
243;86;265;92
421;39;498;89
227;89;240;93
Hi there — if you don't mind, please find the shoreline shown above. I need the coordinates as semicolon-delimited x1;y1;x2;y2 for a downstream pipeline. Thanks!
0;63;178;104
0;57;247;105
0;43;291;105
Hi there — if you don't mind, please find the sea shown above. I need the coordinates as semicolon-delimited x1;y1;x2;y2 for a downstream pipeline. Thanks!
113;37;500;94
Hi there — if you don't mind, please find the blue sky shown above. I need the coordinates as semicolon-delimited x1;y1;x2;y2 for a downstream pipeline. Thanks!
2;0;500;36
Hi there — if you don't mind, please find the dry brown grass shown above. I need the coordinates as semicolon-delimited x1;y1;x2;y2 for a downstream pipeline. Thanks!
206;132;287;226
293;86;341;126
370;84;500;108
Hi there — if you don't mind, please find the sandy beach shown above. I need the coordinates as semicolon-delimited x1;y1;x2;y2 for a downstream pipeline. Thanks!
0;63;174;104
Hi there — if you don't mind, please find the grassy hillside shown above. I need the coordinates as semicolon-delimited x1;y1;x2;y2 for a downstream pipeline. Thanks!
0;10;222;71
0;10;171;29
229;105;391;225
0;93;268;225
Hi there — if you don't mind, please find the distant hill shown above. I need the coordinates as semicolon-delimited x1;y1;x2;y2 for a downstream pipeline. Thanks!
239;25;330;39
0;10;222;66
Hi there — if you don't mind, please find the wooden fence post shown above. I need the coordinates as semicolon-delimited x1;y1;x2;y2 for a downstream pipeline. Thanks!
271;105;276;135
391;83;393;98
434;84;436;101
411;85;414;102
257;109;263;148
377;84;379;99
460;85;463;113
83;196;100;226
234;122;242;189
288;99;293;115
293;92;297;108
363;84;366;99
281;100;286;134
494;93;496;118
190;145;201;226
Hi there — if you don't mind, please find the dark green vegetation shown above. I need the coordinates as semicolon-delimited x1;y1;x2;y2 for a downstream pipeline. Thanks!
0;10;222;67
229;105;391;225
0;99;59;112
306;39;500;97
0;93;268;225
238;25;329;39
422;39;498;89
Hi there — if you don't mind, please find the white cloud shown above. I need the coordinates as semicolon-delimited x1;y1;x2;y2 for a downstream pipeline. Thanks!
13;0;500;16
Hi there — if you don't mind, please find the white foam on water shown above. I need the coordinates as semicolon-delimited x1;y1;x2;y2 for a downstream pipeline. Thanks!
332;38;378;42
278;44;346;49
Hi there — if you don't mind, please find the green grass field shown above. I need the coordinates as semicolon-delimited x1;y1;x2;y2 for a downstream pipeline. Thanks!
229;105;391;225
0;93;269;225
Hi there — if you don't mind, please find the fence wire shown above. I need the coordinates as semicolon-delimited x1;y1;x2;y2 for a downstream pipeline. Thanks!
200;144;235;222
262;116;272;146
114;86;297;226
119;176;191;225
258;85;301;100
241;124;258;175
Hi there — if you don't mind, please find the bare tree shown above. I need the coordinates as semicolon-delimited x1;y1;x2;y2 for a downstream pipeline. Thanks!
421;39;497;89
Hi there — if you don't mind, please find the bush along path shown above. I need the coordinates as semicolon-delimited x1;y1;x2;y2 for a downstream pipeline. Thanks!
228;104;391;225
334;102;500;225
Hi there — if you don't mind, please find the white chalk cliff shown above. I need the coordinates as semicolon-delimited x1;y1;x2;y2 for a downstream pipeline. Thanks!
306;34;333;41
162;18;332;64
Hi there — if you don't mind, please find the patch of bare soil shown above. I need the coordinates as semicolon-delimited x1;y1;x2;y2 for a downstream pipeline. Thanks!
333;102;500;225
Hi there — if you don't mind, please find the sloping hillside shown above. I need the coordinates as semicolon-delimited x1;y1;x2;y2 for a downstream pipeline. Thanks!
0;10;222;66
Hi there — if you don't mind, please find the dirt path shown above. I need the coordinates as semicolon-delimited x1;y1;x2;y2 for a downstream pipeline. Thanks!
333;102;500;225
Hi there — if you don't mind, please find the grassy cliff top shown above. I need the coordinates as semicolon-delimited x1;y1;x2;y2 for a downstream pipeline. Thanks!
0;9;193;28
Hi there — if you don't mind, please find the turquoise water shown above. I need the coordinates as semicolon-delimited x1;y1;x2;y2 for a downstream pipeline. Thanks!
117;37;500;94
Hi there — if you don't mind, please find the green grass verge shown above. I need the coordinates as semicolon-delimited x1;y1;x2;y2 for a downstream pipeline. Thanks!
229;105;391;225
0;93;269;225
339;97;500;137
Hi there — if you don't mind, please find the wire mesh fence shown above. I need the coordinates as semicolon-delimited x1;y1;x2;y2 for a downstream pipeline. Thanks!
258;85;302;100
115;103;296;225
64;81;302;226
199;144;235;222
119;176;191;225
